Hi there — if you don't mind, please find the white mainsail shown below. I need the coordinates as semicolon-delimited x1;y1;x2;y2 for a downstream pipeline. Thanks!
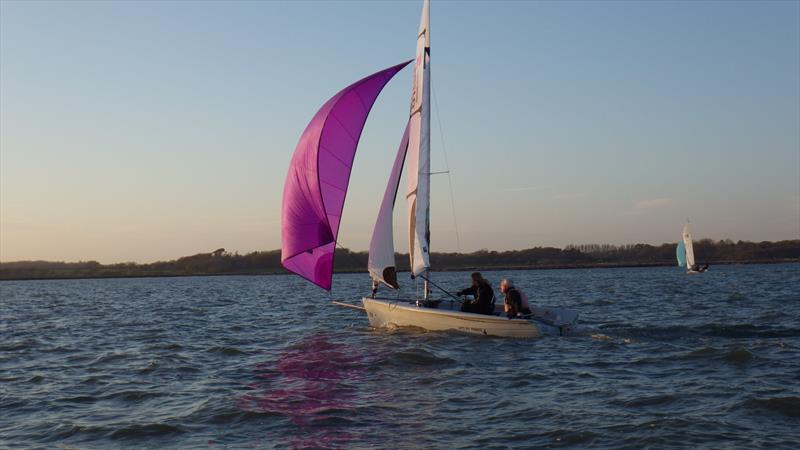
683;224;695;269
368;123;410;289
406;0;431;277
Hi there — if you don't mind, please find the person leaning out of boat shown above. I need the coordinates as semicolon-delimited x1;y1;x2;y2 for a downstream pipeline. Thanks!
500;278;532;319
456;272;495;315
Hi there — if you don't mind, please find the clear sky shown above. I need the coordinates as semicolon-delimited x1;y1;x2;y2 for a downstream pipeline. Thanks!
1;0;798;263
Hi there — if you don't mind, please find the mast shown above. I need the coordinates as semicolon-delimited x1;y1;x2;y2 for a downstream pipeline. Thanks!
406;0;431;299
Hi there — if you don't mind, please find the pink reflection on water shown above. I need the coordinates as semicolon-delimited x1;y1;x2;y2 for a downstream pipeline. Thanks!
238;334;385;448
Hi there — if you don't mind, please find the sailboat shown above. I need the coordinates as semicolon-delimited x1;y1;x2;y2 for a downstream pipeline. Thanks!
281;0;578;338
677;222;708;274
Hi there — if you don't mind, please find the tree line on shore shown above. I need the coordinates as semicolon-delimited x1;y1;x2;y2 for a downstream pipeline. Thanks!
1;239;797;280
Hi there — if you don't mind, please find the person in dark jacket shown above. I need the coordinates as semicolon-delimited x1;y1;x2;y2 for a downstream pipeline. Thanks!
500;278;532;318
456;272;495;315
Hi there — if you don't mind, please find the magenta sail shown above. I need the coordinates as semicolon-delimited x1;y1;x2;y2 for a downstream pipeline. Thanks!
281;61;411;290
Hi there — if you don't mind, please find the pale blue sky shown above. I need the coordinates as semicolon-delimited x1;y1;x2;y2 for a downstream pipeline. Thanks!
1;0;798;263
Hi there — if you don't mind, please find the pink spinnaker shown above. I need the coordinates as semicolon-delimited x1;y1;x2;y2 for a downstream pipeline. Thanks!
281;61;411;290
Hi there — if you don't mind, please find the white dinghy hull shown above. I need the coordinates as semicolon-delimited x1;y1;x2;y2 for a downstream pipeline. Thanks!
362;297;577;339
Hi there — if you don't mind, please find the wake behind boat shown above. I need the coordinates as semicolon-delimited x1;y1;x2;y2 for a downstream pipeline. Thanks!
280;0;579;338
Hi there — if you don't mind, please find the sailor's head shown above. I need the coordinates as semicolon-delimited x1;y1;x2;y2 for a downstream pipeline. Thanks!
500;278;514;293
470;272;484;286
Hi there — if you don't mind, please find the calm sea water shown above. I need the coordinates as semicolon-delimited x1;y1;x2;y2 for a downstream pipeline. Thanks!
1;264;799;449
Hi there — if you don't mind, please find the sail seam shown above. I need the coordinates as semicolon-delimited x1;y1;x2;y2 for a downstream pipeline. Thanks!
352;88;369;114
320;179;346;193
314;75;379;231
319;144;353;169
328;113;359;145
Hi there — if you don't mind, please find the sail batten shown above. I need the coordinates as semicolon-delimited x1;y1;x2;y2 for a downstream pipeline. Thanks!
281;61;412;290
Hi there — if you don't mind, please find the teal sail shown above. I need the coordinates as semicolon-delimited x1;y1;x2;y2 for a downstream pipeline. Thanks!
676;241;687;268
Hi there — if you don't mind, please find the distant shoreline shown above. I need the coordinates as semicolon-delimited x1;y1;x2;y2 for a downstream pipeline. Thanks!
1;259;796;282
3;240;797;281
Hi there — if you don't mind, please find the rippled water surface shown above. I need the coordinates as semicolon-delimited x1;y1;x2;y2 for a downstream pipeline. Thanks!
2;264;799;448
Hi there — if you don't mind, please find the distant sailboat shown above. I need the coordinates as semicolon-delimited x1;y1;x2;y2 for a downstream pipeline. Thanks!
676;240;687;268
677;222;708;274
281;0;578;338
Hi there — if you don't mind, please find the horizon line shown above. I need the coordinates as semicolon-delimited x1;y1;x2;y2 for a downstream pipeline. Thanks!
2;237;798;265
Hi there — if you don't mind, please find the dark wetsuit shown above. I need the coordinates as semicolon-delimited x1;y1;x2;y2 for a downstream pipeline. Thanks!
457;282;495;315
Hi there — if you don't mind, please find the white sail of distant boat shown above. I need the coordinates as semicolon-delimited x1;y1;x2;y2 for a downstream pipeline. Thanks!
682;224;695;269
677;222;709;274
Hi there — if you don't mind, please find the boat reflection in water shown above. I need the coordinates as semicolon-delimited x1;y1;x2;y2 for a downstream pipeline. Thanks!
238;334;384;448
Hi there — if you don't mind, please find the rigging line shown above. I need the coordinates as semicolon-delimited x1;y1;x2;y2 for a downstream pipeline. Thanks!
417;273;463;303
432;85;462;253
334;241;365;269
